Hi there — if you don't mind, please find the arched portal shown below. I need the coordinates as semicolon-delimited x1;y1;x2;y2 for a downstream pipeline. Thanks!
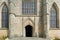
25;25;33;37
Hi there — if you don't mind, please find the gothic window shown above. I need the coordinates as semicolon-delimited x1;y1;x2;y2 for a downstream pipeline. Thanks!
2;4;9;28
22;0;37;15
50;3;59;28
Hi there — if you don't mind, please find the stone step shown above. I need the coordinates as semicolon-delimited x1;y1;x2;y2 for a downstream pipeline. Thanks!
10;37;50;40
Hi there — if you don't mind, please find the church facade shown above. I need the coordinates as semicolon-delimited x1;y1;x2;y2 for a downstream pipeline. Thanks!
0;0;60;39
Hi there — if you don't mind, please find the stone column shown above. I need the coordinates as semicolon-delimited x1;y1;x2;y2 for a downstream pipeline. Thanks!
9;13;15;38
9;0;16;38
42;0;48;38
37;0;40;37
59;9;60;29
37;0;40;16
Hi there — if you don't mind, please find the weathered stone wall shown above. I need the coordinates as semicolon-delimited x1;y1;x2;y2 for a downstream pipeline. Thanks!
0;0;8;37
47;0;60;38
9;15;40;37
49;30;60;39
9;0;41;37
0;30;8;37
0;0;60;39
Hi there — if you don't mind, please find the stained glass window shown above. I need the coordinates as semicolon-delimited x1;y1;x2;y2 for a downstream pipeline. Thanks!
22;0;37;15
50;5;57;28
2;4;9;28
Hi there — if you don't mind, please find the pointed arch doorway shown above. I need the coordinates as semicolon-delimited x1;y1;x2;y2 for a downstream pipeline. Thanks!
25;25;33;37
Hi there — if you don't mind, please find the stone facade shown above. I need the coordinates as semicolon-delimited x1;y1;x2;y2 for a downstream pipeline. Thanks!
0;0;60;39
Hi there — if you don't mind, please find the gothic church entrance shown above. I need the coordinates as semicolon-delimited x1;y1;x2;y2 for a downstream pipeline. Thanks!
25;25;33;37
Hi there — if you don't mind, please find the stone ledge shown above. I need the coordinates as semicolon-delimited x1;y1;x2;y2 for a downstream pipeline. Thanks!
9;37;51;40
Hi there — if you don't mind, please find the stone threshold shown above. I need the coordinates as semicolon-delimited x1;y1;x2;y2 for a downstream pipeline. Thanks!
9;37;51;40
